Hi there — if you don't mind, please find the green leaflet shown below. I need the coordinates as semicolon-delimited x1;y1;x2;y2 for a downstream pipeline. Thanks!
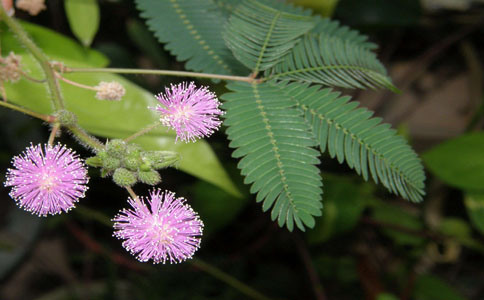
309;17;378;50
272;82;425;202
64;0;100;47
221;81;323;231
135;0;247;76
224;0;316;73
266;33;396;91
422;132;484;191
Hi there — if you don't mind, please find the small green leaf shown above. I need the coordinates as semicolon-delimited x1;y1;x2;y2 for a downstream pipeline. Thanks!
464;192;484;234
64;0;100;47
423;132;484;191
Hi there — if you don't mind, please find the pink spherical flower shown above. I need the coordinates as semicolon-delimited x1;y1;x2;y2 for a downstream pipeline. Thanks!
113;189;204;264
151;82;224;142
4;143;89;216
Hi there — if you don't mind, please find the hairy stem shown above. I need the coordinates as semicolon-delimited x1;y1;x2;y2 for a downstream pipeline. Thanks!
0;99;56;122
67;124;104;151
124;121;161;143
0;6;65;110
63;67;255;83
48;123;60;145
55;72;98;91
125;186;138;201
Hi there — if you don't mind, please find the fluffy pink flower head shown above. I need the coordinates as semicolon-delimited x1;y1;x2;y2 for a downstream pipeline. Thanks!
151;82;224;142
4;143;89;216
113;189;204;264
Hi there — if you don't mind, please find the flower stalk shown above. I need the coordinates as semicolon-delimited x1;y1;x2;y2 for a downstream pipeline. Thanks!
67;124;104;151
124;121;161;143
48;122;60;145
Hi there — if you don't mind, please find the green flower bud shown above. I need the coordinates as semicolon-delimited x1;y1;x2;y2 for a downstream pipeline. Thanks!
85;156;103;167
126;143;142;155
143;151;181;170
138;170;161;186
139;162;152;172
97;150;107;160
103;157;121;170
124;156;141;171
113;168;137;187
106;139;127;158
55;110;77;126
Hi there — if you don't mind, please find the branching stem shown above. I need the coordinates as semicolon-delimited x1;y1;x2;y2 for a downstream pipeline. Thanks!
63;67;256;83
0;99;56;122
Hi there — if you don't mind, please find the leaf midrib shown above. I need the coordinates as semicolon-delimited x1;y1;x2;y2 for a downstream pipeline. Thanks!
272;83;422;197
254;11;281;74
310;108;422;192
267;65;386;82
251;83;296;210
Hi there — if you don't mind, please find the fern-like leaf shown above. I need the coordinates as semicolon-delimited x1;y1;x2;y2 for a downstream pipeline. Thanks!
224;0;316;73
221;81;323;231
265;34;396;91
310;18;377;50
135;0;247;76
272;82;425;202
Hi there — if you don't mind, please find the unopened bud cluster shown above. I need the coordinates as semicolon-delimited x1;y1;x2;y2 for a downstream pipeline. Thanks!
86;139;180;187
0;52;22;83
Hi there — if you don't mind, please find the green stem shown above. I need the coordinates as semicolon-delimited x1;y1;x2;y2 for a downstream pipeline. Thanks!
0;6;65;110
48;123;60;145
67;124;104;151
125;186;138;201
63;67;255;83
190;259;273;300
124;121;161;143
0;99;56;122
